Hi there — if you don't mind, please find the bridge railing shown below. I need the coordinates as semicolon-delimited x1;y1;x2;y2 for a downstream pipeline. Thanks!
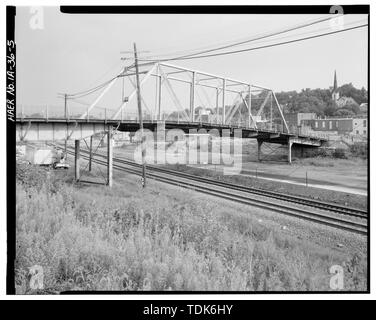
16;104;137;121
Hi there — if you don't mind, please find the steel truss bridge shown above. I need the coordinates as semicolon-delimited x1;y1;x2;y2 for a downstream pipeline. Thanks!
16;62;328;186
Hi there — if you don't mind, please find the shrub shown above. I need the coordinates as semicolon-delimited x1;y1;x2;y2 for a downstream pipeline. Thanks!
15;169;367;293
333;148;347;159
349;143;367;159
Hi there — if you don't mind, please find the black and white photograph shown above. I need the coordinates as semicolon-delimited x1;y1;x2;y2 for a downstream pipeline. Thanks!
4;3;372;300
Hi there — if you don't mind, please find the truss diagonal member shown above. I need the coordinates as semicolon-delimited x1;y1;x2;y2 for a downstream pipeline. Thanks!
67;122;78;140
256;91;272;117
241;95;258;129
159;67;190;122
111;63;158;120
79;75;119;120
271;91;290;134
124;69;152;116
225;93;242;124
20;121;32;141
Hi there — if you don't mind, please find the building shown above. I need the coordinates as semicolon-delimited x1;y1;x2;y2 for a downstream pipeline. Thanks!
336;96;358;109
352;117;367;136
198;108;211;122
359;103;368;114
284;112;317;127
301;116;367;136
284;112;317;134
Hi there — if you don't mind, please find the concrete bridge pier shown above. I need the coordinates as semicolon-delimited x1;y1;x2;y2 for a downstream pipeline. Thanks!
257;139;263;162
287;138;293;164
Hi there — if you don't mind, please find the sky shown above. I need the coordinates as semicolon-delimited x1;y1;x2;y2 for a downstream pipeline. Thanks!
15;7;368;116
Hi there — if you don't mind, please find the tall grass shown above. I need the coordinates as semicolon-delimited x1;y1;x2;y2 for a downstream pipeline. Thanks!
15;165;367;293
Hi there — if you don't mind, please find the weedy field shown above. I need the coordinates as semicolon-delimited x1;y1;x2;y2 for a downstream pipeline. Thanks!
15;163;367;293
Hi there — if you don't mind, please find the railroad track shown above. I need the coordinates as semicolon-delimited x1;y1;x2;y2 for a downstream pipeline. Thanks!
57;143;367;219
56;144;367;235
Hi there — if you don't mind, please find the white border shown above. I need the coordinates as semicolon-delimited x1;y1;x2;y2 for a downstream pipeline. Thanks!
0;0;373;300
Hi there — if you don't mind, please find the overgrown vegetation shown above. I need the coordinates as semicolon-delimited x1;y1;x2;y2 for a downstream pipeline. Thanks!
349;143;368;159
16;163;367;293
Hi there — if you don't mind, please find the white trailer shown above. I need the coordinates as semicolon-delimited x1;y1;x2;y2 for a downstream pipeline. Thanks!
29;148;56;165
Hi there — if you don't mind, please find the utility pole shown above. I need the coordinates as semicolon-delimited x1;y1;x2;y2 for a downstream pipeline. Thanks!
64;93;68;158
134;42;146;188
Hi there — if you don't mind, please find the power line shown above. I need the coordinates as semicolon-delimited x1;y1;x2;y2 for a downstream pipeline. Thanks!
214;18;367;50
58;17;366;101
58;77;117;98
58;63;136;99
143;14;342;61
139;23;367;62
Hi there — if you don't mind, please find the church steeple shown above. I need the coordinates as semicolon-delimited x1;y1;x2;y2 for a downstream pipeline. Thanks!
332;70;339;102
333;70;338;92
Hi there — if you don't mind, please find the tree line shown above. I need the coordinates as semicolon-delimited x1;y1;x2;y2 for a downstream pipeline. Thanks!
274;83;368;117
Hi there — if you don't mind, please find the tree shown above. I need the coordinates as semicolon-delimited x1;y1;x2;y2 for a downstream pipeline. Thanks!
324;101;337;116
334;108;354;116
343;102;360;115
339;83;368;105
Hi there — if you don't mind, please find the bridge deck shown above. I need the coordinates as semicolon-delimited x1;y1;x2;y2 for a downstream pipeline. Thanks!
16;117;327;146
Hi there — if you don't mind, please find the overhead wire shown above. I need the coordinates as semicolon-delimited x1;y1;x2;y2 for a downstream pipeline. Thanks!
58;63;136;99
142;14;342;61
58;16;367;102
138;23;368;62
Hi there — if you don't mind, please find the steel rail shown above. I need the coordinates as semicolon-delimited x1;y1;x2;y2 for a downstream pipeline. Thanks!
59;145;367;235
64;144;367;219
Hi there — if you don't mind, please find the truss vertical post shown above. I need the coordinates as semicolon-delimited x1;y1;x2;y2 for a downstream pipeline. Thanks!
271;91;289;134
215;88;219;124
247;85;251;128
107;126;113;186
75;139;80;181
222;79;226;125
158;73;162;121
190;71;196;122
89;135;93;172
270;95;273;130
257;139;263;162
